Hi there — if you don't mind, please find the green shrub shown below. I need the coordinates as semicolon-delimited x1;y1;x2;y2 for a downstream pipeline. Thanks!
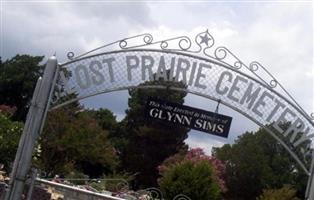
65;171;89;185
159;159;221;200
89;172;135;192
0;112;23;172
257;185;300;200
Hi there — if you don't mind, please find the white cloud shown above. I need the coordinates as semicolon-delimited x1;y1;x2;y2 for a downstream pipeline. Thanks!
1;1;313;150
149;2;313;114
1;1;155;60
186;131;225;155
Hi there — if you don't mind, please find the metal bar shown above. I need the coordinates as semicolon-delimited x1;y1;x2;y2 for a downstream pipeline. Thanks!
308;174;314;200
51;84;310;175
59;30;312;122
306;154;314;199
26;168;37;200
4;77;42;200
57;49;314;127
39;63;60;134
35;178;126;200
5;56;58;200
305;154;313;198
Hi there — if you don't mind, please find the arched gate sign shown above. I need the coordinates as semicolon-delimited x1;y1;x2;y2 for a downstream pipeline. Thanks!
5;30;314;199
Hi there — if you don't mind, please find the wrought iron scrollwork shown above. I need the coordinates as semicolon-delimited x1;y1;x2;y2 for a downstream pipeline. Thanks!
249;61;259;71
196;29;215;49
158;36;192;51
119;33;153;49
173;194;192;200
178;36;192;50
65;29;215;60
310;113;314;120
160;40;168;49
214;46;228;60
143;187;164;199
118;40;127;49
213;46;243;69
249;61;278;88
130;187;191;200
117;33;194;52
143;34;153;44
269;79;278;88
66;52;75;60
63;29;313;120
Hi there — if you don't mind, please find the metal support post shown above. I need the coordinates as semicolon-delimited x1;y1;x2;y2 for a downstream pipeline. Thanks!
4;56;58;200
306;153;314;200
26;168;37;200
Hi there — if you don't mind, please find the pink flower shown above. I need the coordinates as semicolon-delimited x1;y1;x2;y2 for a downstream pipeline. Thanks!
158;148;227;192
0;105;17;116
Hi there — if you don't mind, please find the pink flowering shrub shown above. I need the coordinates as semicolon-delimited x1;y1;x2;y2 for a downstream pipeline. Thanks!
0;105;17;116
158;148;227;199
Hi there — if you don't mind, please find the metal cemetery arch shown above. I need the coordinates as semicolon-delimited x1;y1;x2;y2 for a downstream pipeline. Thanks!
6;30;314;200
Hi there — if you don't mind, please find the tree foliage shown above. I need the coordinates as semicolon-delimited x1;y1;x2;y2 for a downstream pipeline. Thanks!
257;185;300;200
158;148;225;200
36;106;119;178
121;79;190;188
0;106;24;172
0;55;44;121
87;108;118;131
3;53;309;199
212;128;308;200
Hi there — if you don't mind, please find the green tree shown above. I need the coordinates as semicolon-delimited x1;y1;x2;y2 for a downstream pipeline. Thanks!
0;108;24;172
158;148;226;200
212;128;308;200
35;106;119;178
95;109;117;130
159;159;220;200
86;108;130;162
122;79;189;188
0;55;44;121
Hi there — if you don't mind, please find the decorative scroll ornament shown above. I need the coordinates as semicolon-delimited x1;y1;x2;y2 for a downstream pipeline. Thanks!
141;187;164;199
65;51;74;60
122;187;191;200
173;194;192;200
212;46;243;69
65;29;311;120
51;28;314;177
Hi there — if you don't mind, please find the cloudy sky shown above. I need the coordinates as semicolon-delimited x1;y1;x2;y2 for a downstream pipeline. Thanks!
1;1;313;154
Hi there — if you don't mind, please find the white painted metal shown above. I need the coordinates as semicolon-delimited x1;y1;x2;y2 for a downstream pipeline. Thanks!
306;154;314;200
4;56;58;200
36;178;126;200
